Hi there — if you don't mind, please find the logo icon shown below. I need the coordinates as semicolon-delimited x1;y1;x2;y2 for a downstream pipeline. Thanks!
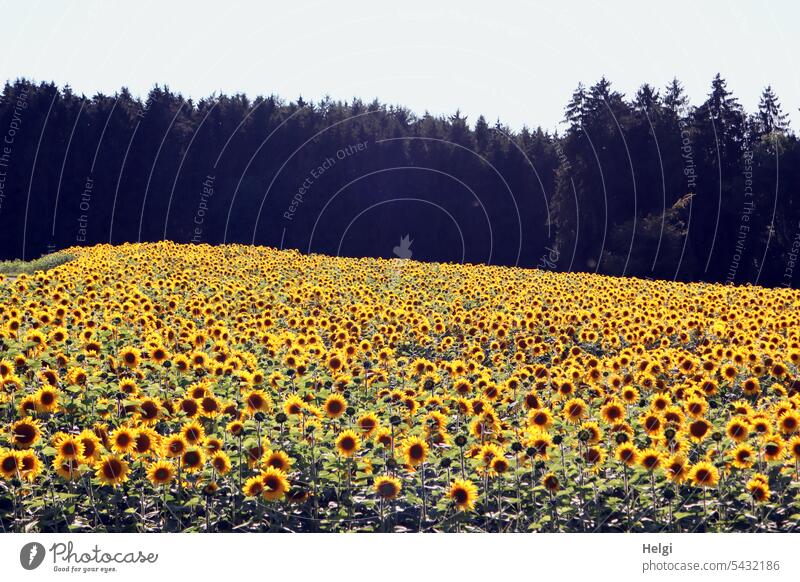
393;235;413;259
20;542;46;570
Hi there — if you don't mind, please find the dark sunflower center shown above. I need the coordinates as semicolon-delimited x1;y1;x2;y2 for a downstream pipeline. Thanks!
690;421;709;438
185;451;201;466
103;460;122;479
377;482;397;497
15;424;36;444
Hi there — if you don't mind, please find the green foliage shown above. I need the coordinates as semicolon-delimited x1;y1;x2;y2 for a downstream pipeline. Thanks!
0;252;75;275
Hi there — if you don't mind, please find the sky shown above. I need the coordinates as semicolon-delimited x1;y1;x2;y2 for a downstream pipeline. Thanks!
1;0;798;132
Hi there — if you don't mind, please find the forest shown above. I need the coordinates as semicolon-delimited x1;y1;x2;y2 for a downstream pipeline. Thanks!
0;75;797;287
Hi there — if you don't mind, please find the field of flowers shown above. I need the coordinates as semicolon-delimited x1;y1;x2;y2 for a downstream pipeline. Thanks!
1;242;800;532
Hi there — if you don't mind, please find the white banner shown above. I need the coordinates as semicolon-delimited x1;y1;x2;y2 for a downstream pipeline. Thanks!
1;533;798;582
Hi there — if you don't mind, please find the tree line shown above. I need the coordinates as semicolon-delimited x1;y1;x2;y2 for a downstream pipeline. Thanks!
0;76;797;286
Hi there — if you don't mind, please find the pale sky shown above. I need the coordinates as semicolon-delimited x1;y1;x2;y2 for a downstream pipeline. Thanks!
1;0;798;132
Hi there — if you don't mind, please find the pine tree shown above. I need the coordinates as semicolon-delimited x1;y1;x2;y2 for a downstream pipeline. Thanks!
564;82;587;128
663;78;687;116
705;73;741;121
474;115;489;152
635;83;660;111
757;85;789;134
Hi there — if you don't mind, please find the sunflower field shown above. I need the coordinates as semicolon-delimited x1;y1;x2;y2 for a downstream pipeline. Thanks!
2;242;800;532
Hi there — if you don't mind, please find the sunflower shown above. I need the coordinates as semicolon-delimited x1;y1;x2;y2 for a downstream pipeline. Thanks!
243;475;265;497
454;378;473;397
787;435;800;461
226;420;245;437
199;395;221;417
54;433;86;460
374;475;402;500
326;352;344;373
639;412;663;437
541;472;560;493
639;448;664;472
205;437;223;454
17;395;37;417
580;421;603;445
335;430;361;458
137;397;162;424
244;389;273;416
357;412;379;437
96;455;130;486
150;345;170;365
688;461;719;488
181;420;206;445
525;429;552;460
0;449;21;479
447;479;478;510
261;466;290;501
650;393;671;411
177;396;200;418
762;435;784;462
147;460;176;486
110;427;137;454
582;446;606;472
725;418;750;442
777;410;800;435
181;448;206;472
18;450;42;482
283;394;305;416
0;359;13;377
173;354;191;373
491;455;510;475
621;386;639;404
52;456;82;481
374;427;393;448
664;454;689;483
730;443;755;469
34;386;60;413
210;451;232;475
10;418;41;448
614;443;640;467
119;347;141;369
323;394;347;419
245;443;267;468
262;449;293;472
528;408;554;430
164;434;188;458
118;378;139;396
562;398;588;423
746;477;771;503
662;405;685;428
133;427;159;456
686;418;712;443
741;377;760;396
190;351;208;369
401;436;429;467
600;400;625;424
684;396;707;419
